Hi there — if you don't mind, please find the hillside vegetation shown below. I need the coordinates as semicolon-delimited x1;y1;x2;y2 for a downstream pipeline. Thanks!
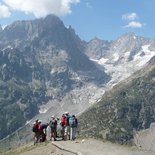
79;57;155;144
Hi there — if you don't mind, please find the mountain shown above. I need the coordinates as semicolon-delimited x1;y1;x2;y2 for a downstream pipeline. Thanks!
0;15;110;140
85;33;155;86
78;56;155;144
0;14;155;146
84;37;111;59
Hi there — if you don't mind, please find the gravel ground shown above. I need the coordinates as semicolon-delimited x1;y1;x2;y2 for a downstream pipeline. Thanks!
53;138;155;155
19;142;74;155
2;138;155;155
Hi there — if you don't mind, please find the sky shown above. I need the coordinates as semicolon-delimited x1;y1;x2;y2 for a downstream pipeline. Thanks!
0;0;154;41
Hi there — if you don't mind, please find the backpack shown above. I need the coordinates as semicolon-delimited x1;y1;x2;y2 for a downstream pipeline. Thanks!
66;115;70;126
32;124;38;132
74;118;78;127
69;117;78;127
40;124;48;130
61;116;66;126
69;117;75;127
50;120;57;129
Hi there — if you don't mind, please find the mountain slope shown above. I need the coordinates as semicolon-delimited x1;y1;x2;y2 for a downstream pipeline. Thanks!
0;47;47;139
79;56;155;144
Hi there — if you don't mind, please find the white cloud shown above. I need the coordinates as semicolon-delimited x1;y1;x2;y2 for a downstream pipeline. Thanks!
122;13;138;21
122;12;144;28
3;0;80;18
124;21;143;28
0;3;11;18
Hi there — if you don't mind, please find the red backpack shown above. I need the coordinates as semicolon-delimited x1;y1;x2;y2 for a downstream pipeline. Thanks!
61;115;67;126
32;123;38;132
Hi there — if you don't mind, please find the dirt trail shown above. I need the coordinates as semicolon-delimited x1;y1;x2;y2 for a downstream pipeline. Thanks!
19;142;74;155
53;138;155;155
1;142;75;155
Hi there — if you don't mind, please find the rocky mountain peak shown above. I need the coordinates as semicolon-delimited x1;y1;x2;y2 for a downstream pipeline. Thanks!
119;32;136;39
90;37;103;42
39;14;65;32
85;37;110;59
0;14;66;43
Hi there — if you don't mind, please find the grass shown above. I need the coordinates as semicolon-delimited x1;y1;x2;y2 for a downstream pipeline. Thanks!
0;141;49;155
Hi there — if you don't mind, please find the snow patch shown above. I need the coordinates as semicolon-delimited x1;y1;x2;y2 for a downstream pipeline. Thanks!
124;51;130;58
113;53;119;61
70;72;81;81
2;64;7;68
26;120;32;125
142;45;151;53
134;45;155;67
39;107;48;114
50;69;56;74
2;45;13;51
90;58;108;65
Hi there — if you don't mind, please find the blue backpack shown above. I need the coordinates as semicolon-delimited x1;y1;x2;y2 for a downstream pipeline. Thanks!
69;117;77;127
50;120;57;129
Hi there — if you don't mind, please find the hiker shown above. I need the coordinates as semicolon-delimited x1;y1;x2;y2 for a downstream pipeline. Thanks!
56;117;61;138
64;112;71;140
46;124;51;141
37;120;43;142
69;115;75;140
39;123;49;142
32;119;40;144
49;115;57;141
72;115;78;140
60;114;67;140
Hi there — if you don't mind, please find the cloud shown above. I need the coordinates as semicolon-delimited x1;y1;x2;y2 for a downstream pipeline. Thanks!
3;0;80;18
124;21;143;28
0;3;11;18
122;13;138;21
122;12;144;28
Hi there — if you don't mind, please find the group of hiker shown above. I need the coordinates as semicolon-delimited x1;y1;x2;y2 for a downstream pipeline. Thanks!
32;112;78;144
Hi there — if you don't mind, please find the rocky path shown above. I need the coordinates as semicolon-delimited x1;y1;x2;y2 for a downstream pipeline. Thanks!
1;142;75;155
19;142;74;155
53;138;155;155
